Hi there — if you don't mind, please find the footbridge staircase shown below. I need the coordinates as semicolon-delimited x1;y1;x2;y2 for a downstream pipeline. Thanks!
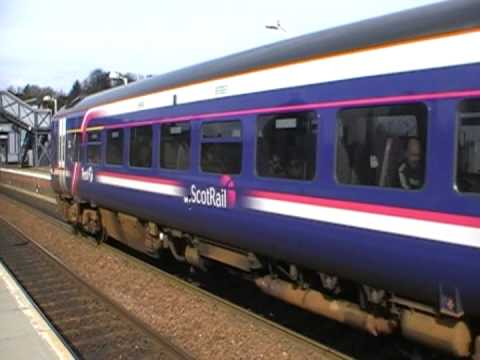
0;90;52;166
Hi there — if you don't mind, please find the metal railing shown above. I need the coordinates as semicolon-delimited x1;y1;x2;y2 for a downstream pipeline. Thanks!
0;91;52;131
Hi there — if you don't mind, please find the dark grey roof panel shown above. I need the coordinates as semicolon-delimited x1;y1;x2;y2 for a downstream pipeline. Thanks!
62;0;480;116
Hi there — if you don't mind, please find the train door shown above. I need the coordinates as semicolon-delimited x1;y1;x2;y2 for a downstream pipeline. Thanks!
66;132;80;192
57;117;69;192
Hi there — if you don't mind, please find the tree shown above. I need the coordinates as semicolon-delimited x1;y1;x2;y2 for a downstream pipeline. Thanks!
67;80;82;104
82;69;110;95
17;84;56;107
6;67;145;111
7;86;23;96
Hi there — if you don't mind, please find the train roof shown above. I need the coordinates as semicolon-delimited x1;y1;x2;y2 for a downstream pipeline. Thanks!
61;0;480;117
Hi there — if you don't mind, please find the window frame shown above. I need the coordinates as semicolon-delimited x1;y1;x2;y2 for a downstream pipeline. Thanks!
453;98;480;197
128;125;153;169
105;128;125;167
159;121;192;172
200;120;243;175
86;130;102;165
66;132;80;163
333;102;429;191
254;111;318;182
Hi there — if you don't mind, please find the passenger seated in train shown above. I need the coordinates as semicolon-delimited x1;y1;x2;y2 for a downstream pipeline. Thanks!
397;138;424;190
175;141;189;169
287;157;305;180
268;154;286;177
202;145;224;173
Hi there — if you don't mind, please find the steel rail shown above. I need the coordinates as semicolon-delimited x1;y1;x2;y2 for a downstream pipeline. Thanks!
0;213;194;360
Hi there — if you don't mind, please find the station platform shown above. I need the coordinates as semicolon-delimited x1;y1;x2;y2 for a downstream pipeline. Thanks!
0;165;50;173
0;261;74;360
0;166;56;205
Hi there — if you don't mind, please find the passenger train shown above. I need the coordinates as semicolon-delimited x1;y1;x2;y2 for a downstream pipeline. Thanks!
51;1;480;356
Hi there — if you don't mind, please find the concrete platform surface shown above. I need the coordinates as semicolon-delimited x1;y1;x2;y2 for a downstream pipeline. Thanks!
2;165;50;173
0;166;51;180
0;261;74;360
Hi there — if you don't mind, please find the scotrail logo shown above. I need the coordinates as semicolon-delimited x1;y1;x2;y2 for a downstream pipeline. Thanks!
184;175;236;209
80;166;94;183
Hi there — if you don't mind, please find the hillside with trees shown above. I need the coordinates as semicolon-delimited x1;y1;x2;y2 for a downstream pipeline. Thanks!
7;69;142;112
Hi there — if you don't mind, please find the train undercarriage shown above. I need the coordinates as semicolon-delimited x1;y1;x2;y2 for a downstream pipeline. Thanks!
58;196;480;358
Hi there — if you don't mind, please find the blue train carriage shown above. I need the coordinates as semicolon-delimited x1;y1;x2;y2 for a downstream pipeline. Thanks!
50;0;480;357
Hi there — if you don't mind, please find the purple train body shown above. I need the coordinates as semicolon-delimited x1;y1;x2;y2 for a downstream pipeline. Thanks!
50;1;480;356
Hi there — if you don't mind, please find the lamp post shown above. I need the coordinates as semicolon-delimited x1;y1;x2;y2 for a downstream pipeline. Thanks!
265;20;287;32
42;95;57;114
109;71;128;86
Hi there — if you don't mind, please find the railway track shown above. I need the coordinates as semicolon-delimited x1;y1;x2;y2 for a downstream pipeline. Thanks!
0;190;351;360
0;216;193;360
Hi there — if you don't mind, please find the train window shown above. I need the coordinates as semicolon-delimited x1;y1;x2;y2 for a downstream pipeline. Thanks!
160;122;190;170
106;129;124;166
336;103;427;189
201;121;242;174
456;99;480;194
88;131;100;142
129;126;152;168
87;131;101;164
256;112;317;180
66;133;80;163
73;134;80;162
202;121;242;139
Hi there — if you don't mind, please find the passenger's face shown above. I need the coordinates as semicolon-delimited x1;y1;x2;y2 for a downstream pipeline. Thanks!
407;142;422;168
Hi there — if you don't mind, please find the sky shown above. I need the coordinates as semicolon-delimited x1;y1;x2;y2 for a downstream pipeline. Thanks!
0;0;445;93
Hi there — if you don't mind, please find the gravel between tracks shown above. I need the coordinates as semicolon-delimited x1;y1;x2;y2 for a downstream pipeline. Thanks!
0;196;333;360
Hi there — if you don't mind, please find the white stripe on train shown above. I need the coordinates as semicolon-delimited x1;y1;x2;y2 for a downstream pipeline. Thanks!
96;174;184;197
244;196;480;249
